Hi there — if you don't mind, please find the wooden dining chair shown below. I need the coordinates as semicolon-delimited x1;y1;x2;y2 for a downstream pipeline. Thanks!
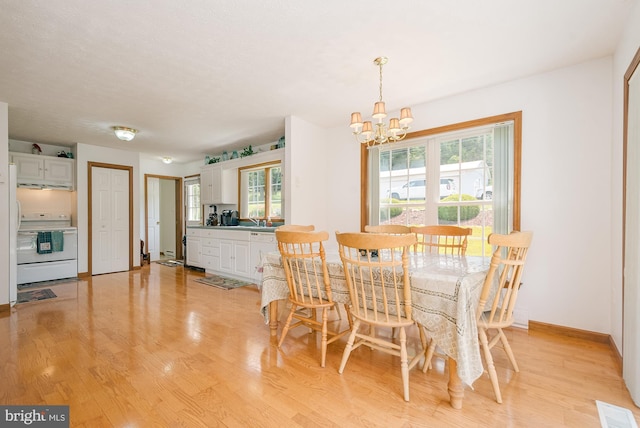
335;231;424;402
364;224;412;234
275;230;352;367
276;224;315;232
423;230;533;404
410;225;472;255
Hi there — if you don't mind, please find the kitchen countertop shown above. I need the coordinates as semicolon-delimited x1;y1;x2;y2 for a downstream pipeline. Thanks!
188;225;277;233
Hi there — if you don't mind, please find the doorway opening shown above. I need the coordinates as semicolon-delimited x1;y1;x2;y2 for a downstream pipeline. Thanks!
144;174;183;262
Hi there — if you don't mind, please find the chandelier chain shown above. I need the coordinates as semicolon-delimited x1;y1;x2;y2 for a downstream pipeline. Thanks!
378;61;384;103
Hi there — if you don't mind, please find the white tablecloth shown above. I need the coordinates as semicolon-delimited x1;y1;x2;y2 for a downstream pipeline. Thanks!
259;251;489;387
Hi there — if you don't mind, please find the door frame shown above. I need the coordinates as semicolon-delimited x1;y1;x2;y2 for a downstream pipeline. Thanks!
144;174;184;260
88;162;134;276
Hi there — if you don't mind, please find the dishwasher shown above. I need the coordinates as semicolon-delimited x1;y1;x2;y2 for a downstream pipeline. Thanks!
249;232;277;285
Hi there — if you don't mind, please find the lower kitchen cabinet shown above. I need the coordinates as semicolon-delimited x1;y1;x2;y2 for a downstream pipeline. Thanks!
186;232;202;267
186;227;253;280
219;239;250;279
201;237;220;271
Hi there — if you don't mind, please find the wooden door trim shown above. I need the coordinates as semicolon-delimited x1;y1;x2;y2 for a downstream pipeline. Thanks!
622;46;640;367
144;174;184;260
88;162;134;275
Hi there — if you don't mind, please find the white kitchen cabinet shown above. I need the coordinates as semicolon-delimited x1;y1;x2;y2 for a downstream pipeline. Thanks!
12;153;75;189
186;229;203;267
201;236;220;271
200;164;237;205
219;239;250;278
186;228;252;280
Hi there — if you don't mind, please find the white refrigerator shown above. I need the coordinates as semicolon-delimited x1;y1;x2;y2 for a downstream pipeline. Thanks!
9;164;18;305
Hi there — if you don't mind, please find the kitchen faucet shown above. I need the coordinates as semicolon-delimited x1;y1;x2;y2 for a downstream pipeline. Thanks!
249;217;261;227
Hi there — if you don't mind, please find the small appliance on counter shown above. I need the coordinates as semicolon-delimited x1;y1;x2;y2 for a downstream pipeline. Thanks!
206;205;218;226
220;210;239;226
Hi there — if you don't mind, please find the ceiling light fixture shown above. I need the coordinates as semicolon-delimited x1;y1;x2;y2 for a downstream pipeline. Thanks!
112;126;138;141
162;157;173;164
349;57;413;147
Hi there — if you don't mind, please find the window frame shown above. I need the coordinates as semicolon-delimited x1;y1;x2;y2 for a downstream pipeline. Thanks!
360;111;522;232
184;175;202;226
238;160;283;221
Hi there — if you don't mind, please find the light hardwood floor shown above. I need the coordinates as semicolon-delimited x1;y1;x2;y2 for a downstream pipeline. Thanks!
1;263;638;427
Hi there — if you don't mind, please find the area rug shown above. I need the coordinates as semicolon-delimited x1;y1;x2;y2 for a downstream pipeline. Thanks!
17;288;57;304
155;260;184;267
195;275;254;290
18;277;80;290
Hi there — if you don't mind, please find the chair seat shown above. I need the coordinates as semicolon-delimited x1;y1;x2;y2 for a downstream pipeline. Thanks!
350;309;415;329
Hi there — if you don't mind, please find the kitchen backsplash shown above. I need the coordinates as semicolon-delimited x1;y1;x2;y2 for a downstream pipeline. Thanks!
17;188;74;216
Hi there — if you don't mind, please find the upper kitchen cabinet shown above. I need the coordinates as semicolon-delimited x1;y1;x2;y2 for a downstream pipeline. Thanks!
200;164;237;205
11;153;75;190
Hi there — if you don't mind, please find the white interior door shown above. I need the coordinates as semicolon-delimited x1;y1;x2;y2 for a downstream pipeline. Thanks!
624;66;640;406
147;177;160;261
92;166;130;275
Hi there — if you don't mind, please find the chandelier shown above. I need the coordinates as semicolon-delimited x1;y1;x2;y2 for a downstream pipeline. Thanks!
349;57;413;147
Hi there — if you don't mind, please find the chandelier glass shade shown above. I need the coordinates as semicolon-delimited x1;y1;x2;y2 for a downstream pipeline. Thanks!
112;126;138;141
349;57;413;147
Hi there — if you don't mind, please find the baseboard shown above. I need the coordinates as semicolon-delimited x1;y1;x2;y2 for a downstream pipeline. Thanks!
77;272;90;279
529;320;622;375
609;335;623;374
0;303;9;313
528;320;610;344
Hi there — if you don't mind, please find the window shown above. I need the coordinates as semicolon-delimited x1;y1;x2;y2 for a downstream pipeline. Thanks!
185;176;201;226
366;112;521;256
239;161;283;220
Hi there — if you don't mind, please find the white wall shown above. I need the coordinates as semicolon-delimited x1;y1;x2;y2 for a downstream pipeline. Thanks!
612;0;640;358
0;102;9;306
326;58;614;334
76;143;141;273
285;116;331;234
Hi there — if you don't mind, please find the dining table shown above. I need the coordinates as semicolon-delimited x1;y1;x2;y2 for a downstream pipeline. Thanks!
259;250;490;409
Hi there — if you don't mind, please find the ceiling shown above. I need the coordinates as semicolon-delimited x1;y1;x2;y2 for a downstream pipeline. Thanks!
0;0;636;164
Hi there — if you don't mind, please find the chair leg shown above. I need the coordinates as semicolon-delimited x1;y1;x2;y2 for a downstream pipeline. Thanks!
498;328;519;372
479;327;502;404
343;304;353;329
320;308;329;368
331;304;342;320
278;304;297;348
422;338;436;373
310;308;317;333
399;327;410;402
338;320;360;374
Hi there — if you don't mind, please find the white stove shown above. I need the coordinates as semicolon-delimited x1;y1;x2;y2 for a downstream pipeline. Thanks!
17;212;78;285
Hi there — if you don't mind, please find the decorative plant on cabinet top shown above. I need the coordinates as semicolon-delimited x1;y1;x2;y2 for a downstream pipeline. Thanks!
240;145;254;158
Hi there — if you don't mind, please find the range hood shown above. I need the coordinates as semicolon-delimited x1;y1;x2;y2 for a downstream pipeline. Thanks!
17;183;74;191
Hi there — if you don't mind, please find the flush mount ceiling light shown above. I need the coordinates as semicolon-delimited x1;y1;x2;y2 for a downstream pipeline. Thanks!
349;57;413;147
162;157;173;164
112;126;138;141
